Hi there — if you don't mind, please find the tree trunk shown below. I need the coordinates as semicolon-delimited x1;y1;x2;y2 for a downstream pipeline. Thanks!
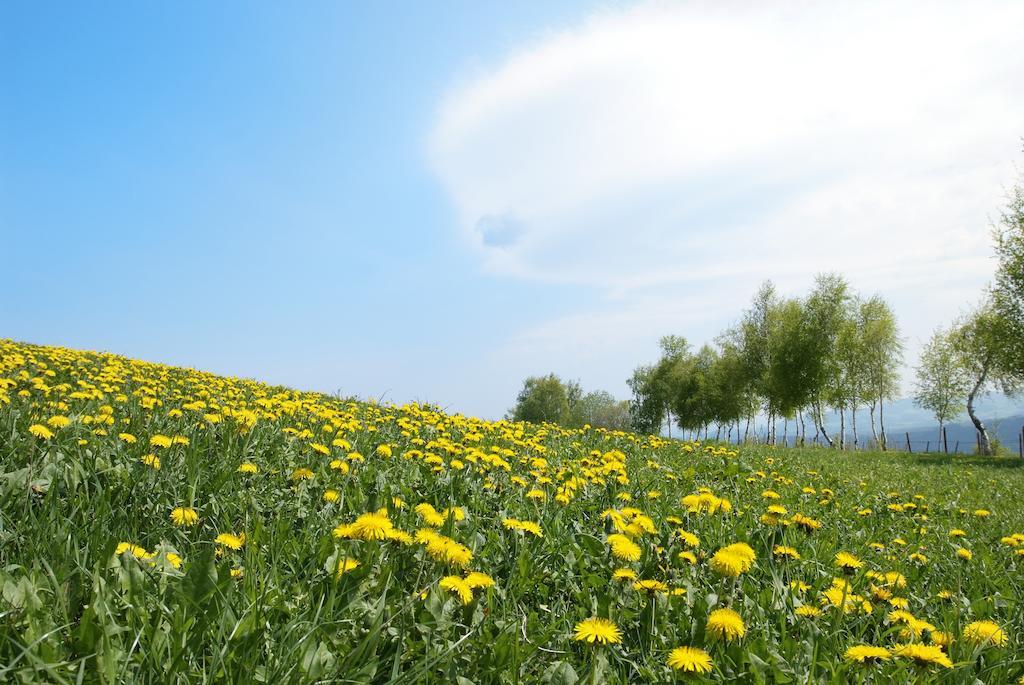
839;407;846;450
851;405;858;450
783;417;789;448
744;414;751;443
665;407;672;439
869;402;879;449
816;401;833;447
878;393;887;451
798;409;806;446
967;361;993;455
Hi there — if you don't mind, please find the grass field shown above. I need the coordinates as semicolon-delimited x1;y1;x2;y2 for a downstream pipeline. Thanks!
1;339;1023;684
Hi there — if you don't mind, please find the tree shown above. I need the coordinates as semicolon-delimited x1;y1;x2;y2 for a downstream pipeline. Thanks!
509;374;570;425
803;273;852;447
628;336;691;436
572;390;631;430
992;172;1024;376
670;344;719;438
627;365;665;434
564;379;583;425
764;298;817;445
914;327;970;444
858;295;902;449
709;339;756;442
738;282;779;440
951;304;1019;455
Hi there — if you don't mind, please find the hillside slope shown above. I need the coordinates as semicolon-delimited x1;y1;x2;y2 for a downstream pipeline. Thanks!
1;339;1023;683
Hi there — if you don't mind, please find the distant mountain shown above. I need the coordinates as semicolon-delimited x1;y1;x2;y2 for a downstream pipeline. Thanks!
898;415;1024;454
743;394;1024;454
872;393;1024;431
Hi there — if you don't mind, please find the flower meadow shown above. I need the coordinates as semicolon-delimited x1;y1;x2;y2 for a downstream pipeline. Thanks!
1;340;1023;684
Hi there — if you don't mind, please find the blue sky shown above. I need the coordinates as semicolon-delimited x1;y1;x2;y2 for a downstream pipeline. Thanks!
3;1;1023;419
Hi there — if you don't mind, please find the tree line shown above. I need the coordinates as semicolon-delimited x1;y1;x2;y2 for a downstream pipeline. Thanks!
627;275;902;448
507;374;631;430
509;166;1023;454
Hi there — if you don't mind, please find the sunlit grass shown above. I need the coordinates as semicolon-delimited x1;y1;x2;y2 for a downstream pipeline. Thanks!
1;339;1022;683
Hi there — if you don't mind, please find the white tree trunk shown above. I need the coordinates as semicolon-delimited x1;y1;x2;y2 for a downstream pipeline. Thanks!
851;405;858;450
869;402;879;449
966;361;993;455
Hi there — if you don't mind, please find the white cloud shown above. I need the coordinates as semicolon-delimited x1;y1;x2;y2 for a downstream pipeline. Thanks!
429;0;1024;408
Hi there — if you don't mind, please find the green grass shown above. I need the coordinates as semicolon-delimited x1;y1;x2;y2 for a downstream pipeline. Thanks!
1;339;1023;684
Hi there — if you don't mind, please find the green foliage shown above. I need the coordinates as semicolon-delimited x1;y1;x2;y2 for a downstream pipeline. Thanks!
511;374;630;431
510;374;572;424
634;275;902;447
914;327;971;429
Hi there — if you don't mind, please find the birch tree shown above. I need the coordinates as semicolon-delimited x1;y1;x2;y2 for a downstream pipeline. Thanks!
951;304;1018;455
913;327;970;444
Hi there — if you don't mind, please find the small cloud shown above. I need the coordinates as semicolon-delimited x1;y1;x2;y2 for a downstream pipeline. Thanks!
475;213;525;248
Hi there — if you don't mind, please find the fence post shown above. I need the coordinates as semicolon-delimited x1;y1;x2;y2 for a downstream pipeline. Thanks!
906;432;912;453
1019;426;1023;459
943;426;948;454
954;441;960;454
926;441;930;453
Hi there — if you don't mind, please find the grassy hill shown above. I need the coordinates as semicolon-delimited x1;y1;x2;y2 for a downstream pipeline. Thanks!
2;339;1023;683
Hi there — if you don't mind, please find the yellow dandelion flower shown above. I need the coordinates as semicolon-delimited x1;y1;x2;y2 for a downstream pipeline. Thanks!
891;643;953;668
844;645;891;663
149;435;172;449
706;608;745;641
613;568;637;581
336;558;360;579
215;533;244;550
667;646;713;673
464;571;495;590
170;507;199;527
439;576;474;605
28;424;54;440
676;529;700;548
28;421;54;438
572;617;621;645
115;542;153;559
710;542;755;577
290;467;314;481
632;579;669;594
773;545;800;560
607;533;641;562
835;552;863;571
350;510;394;540
963;620;1008;647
